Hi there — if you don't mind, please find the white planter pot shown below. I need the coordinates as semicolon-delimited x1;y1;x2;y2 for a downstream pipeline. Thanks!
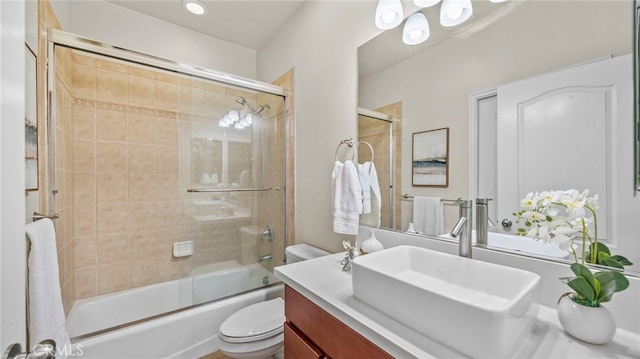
557;295;616;344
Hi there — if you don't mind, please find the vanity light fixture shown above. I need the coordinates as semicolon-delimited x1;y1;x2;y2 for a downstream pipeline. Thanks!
403;12;430;45
375;0;404;30
440;0;473;27
219;110;253;129
182;0;208;15
413;0;441;8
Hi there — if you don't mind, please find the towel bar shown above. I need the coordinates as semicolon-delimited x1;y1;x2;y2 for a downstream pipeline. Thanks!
186;187;275;193
32;212;59;222
401;194;462;204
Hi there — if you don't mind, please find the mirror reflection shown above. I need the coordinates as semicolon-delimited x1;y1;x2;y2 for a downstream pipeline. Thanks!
358;0;639;273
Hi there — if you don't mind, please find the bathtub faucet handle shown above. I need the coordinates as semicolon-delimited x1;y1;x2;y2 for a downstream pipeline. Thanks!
261;226;274;242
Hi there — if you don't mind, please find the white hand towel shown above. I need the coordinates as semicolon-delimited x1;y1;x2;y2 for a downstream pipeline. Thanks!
332;160;363;235
357;162;372;214
369;163;382;226
413;196;444;236
25;219;71;359
358;162;383;227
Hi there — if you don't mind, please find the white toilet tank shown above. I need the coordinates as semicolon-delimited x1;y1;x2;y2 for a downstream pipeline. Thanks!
285;244;330;264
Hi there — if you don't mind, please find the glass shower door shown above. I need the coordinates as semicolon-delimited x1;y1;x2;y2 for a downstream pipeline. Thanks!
183;80;286;305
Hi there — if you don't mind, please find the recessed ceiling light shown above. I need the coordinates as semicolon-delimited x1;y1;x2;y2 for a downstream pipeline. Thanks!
182;0;208;15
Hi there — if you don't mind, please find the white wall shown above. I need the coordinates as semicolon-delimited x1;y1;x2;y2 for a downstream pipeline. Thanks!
257;1;382;253
0;0;27;348
53;0;257;79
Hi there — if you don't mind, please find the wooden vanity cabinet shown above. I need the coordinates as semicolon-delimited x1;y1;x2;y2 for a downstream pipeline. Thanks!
284;285;393;359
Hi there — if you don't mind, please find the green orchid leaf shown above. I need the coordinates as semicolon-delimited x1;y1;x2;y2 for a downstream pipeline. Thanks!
597;251;611;264
609;255;633;266
601;258;625;269
564;276;596;302
570;263;597;291
585;242;612;264
592;242;612;255
594;271;630;303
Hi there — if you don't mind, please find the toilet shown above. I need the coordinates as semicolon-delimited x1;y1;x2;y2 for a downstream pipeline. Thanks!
217;244;330;359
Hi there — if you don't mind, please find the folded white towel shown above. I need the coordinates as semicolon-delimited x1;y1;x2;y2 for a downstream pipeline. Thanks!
358;162;382;227
25;219;71;358
413;196;444;236
332;160;363;235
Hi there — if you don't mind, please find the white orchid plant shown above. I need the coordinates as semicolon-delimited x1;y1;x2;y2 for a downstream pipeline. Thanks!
514;189;631;307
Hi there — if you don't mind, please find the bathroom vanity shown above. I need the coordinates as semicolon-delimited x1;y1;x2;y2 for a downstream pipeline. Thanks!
275;252;640;358
284;285;391;358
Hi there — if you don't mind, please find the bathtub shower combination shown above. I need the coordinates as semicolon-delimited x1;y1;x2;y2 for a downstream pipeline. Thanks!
45;29;288;358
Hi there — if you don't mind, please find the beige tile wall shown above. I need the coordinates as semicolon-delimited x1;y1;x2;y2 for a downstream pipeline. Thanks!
69;53;188;300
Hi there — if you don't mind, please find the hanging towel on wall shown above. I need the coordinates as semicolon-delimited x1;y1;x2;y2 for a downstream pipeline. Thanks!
358;163;372;214
332;160;363;235
358;162;382;227
25;218;71;359
413;196;444;236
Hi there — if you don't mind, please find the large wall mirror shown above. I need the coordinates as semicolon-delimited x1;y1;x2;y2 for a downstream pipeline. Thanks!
358;0;640;275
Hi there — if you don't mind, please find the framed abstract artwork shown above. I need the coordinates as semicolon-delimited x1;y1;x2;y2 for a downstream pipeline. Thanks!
412;127;449;187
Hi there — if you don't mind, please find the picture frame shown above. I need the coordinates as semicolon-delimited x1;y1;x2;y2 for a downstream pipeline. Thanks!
25;45;38;191
412;127;449;187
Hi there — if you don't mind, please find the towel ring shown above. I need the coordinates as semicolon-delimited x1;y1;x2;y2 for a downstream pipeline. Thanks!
335;139;355;162
358;141;375;163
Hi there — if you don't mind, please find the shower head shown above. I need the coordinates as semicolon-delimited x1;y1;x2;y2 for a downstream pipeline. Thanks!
235;96;270;117
235;96;258;114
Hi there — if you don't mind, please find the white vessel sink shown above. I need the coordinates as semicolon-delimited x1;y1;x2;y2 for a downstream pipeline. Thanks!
351;245;540;358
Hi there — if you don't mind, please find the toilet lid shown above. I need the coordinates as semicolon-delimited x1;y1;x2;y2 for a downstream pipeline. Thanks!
219;298;284;343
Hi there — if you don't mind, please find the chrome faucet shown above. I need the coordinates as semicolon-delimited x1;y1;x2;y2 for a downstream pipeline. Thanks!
341;240;360;271
258;254;272;262
449;199;473;258
475;198;493;246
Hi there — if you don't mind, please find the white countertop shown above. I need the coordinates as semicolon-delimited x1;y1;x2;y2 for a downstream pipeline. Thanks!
274;252;640;359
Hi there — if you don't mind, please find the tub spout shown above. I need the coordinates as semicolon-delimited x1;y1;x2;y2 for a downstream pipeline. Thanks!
258;254;272;263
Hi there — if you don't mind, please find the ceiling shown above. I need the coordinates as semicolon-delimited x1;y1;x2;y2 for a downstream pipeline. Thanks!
106;0;525;75
107;0;305;50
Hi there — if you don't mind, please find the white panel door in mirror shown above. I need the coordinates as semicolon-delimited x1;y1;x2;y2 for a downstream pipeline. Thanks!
496;55;634;249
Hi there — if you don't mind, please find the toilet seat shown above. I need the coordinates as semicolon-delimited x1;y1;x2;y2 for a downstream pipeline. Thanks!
219;298;285;344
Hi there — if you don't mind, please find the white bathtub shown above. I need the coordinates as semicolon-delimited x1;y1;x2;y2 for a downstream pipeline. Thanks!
67;262;282;359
